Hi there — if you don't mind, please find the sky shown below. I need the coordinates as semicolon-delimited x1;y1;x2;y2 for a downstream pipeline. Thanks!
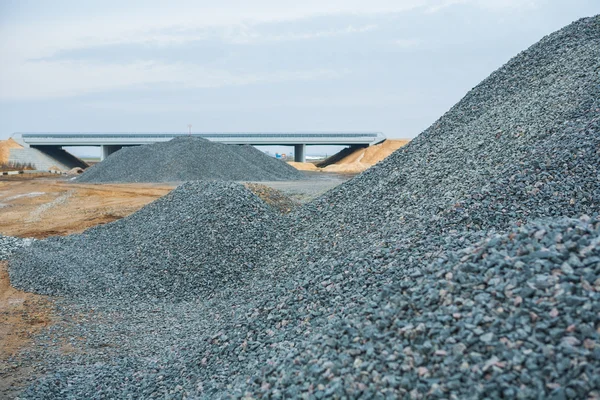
0;0;598;156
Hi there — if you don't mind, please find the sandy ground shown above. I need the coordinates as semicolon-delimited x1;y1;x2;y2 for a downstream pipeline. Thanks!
0;178;175;238
0;175;347;239
287;161;319;171
0;261;54;398
323;139;409;173
0;138;23;166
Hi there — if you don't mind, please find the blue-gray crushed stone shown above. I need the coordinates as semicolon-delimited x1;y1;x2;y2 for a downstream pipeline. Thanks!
76;136;303;183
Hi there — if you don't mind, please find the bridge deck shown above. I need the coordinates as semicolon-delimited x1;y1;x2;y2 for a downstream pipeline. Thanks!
15;132;385;146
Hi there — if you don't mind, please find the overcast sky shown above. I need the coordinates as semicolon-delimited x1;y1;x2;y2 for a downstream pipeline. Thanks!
0;1;598;155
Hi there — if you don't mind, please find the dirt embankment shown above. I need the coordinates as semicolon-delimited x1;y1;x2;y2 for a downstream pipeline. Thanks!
0;138;22;164
0;262;53;359
288;139;410;174
0;261;54;398
0;179;175;238
287;161;318;171
0;138;27;171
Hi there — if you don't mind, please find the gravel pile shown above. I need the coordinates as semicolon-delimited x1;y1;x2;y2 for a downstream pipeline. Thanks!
8;16;600;399
230;217;600;399
0;234;34;260
76;136;303;183
10;181;287;301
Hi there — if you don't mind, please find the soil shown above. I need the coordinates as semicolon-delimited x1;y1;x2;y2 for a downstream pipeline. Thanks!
0;139;23;165
0;262;53;399
322;139;410;173
287;161;319;171
288;139;411;174
0;178;175;238
0;262;53;359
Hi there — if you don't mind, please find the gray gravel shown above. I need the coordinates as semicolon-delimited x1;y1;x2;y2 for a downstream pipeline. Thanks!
7;15;600;399
0;234;34;261
10;181;287;301
76;136;303;183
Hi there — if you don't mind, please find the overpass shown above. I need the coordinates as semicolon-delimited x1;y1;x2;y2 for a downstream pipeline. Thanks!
12;132;386;162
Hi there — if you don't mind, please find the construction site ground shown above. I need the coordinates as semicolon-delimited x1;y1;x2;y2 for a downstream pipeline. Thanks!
0;172;354;397
0;177;176;238
0;177;177;397
0;172;352;239
0;261;53;399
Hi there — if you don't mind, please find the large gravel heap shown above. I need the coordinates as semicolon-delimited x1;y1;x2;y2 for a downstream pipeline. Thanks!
76;136;303;182
8;16;600;399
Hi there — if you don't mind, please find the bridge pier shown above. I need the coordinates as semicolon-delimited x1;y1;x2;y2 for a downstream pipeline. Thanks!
101;145;123;161
294;144;306;163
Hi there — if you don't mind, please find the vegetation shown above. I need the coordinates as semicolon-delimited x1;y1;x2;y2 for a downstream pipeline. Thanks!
0;162;35;172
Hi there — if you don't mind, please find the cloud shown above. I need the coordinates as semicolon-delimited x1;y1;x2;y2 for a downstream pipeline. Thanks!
226;24;379;45
0;0;541;101
0;58;344;101
425;0;538;13
393;38;421;48
0;1;469;56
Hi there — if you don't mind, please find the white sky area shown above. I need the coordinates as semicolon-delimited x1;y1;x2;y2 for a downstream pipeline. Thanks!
0;0;598;156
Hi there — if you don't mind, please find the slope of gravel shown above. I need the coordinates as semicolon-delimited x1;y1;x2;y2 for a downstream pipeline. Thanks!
10;181;288;301
0;234;34;260
76;136;303;183
8;15;600;399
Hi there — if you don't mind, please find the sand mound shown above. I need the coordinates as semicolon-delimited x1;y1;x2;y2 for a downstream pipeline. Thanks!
0;138;23;165
286;161;318;171
341;139;410;165
289;139;410;173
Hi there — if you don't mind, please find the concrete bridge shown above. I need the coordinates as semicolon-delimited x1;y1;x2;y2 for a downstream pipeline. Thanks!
12;132;386;162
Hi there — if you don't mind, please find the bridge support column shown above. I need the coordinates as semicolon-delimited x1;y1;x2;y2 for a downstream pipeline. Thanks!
101;145;122;161
294;144;306;163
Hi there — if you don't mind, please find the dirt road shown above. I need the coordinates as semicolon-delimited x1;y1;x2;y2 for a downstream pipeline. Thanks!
0;261;53;398
0;178;175;238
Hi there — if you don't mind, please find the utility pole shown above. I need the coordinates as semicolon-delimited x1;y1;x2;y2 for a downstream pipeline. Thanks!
187;124;192;137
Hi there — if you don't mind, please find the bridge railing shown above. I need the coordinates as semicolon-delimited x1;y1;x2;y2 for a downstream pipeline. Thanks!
16;132;386;146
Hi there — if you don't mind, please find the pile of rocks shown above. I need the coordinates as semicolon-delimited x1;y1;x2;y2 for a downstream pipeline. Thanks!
76;136;304;183
10;181;287;301
9;15;600;399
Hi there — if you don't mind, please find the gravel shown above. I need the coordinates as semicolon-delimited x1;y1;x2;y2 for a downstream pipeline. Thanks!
10;181;288;301
0;234;34;260
8;15;600;399
76;136;303;183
